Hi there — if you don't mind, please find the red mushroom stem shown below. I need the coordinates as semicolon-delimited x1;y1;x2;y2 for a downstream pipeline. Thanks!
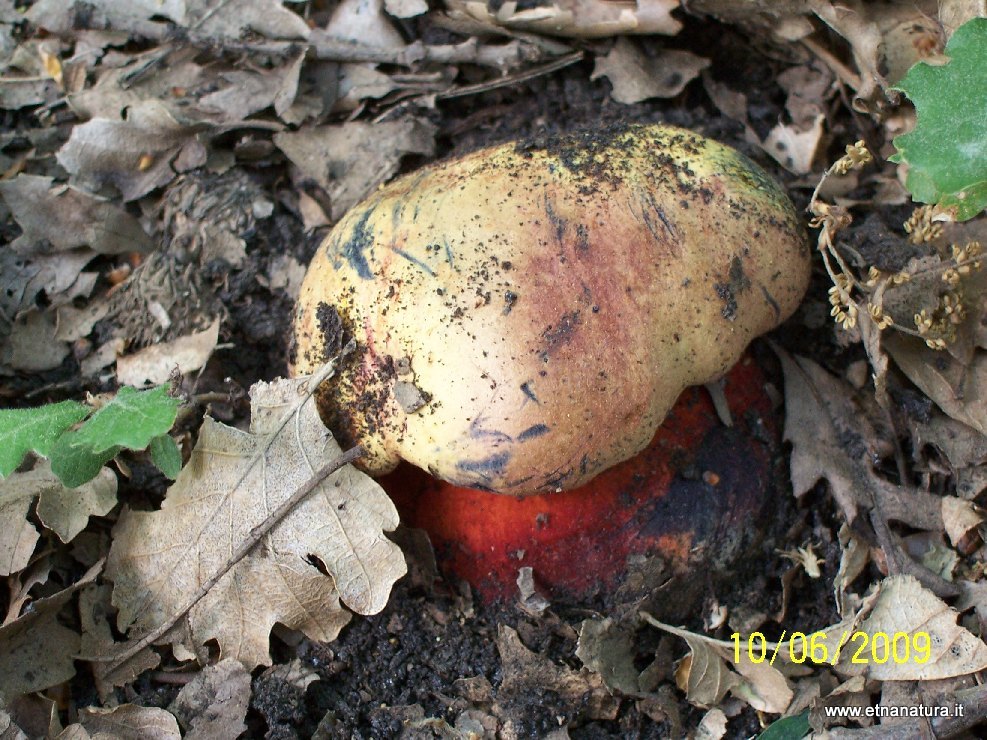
381;355;780;604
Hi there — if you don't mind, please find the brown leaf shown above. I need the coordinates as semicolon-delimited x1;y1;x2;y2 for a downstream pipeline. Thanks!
575;617;642;694
834;575;987;680
27;0;186;33
941;496;984;550
105;374;405;668
168;659;250;738
591;39;709;104
0;495;38;578
56;100;194;201
0;309;70;374
497;625;619;721
273;119;436;220
0;561;101;701
75;704;180;740
79;584;160;699
0;175;152;256
884;333;987;436
0;248;98;323
778;349;943;532
34;464;117;543
116;319;220;387
187;0;311;41
447;0;682;38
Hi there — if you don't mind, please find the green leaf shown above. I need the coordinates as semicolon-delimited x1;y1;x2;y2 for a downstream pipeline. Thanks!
149;434;182;479
0;400;90;478
49;435;120;489
756;711;810;740
891;18;987;221
62;385;179;456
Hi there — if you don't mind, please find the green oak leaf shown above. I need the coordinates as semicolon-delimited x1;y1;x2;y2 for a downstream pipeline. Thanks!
49;436;121;489
149;434;182;479
0;400;90;477
891;18;987;221
756;711;810;740
59;385;179;456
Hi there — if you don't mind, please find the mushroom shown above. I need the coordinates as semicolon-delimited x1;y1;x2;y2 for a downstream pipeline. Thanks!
291;123;809;497
382;354;780;603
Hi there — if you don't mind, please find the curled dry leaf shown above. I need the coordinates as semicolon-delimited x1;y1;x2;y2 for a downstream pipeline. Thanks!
884;333;987;436
115;318;220;388
56;100;196;202
273;118;436;220
940;496;984;551
591;38;709;104
833;575;987;680
105;373;406;668
777;348;943;532
168;659;251;738
0;175;152;256
446;0;682;38
642;616;793;714
0;560;101;702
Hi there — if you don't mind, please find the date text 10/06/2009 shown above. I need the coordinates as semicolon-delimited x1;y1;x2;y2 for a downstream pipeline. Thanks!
730;630;932;667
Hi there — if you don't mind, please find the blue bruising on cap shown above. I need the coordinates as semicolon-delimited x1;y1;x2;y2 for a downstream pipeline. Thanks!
457;451;511;476
390;246;436;276
443;237;455;269
336;206;377;279
517;424;550;441
469;417;513;445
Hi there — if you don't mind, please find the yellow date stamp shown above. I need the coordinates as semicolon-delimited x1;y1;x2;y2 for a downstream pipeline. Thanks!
730;630;932;666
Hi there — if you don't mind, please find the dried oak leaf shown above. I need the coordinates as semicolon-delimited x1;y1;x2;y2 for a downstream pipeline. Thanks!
168;659;251;738
0;461;117;576
0;561;101;702
591;38;709;104
833;575;987;680
777;349;943;531
56;100;197;202
273;118;436;220
0;175;152;256
105;374;405;668
446;0;682;38
642;616;792;714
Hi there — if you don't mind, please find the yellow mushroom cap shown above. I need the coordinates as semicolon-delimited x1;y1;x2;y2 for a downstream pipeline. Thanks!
291;124;809;495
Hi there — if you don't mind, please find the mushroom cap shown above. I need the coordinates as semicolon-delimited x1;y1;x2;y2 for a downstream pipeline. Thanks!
291;123;809;495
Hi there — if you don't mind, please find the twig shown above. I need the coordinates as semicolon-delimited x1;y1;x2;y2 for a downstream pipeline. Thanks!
435;51;584;100
868;506;959;599
801;36;863;93
51;17;564;71
92;443;363;671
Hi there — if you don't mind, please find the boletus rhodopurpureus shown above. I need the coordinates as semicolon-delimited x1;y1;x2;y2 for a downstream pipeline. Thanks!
290;123;809;599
